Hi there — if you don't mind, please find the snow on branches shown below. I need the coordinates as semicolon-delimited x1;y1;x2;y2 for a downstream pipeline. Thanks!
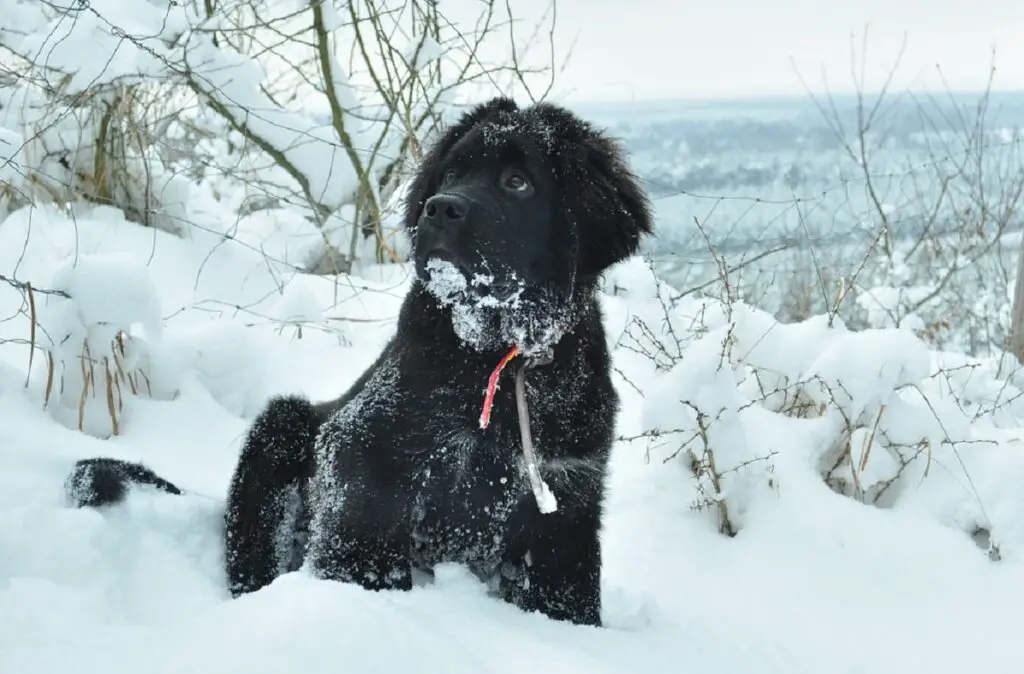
28;253;179;438
618;256;1014;558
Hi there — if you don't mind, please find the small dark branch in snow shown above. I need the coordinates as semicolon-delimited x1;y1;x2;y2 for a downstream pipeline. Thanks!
718;450;779;478
619;314;682;372
618;427;694;443
0;273;70;299
870;434;931;504
679;399;735;538
618;426;697;466
612;364;645;398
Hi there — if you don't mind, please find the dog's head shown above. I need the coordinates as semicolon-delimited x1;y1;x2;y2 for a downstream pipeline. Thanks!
404;97;653;354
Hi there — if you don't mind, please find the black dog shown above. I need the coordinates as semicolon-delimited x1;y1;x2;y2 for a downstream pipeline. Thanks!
64;96;653;627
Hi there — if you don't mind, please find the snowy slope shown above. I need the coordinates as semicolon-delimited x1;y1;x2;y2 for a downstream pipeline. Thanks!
3;206;1024;674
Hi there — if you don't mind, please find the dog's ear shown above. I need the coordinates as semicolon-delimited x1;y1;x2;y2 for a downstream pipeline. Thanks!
543;107;653;278
403;97;519;232
577;133;653;276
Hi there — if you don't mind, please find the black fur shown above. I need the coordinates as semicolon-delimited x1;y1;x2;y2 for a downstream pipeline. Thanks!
63;97;653;627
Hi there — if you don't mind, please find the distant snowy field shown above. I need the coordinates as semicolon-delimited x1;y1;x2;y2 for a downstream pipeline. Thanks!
3;198;1024;673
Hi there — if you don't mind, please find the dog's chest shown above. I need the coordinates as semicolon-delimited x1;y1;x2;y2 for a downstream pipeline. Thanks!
407;424;524;571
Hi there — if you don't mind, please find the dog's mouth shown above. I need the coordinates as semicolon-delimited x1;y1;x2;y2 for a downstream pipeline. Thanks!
467;272;522;303
424;245;460;268
421;256;572;357
423;255;522;304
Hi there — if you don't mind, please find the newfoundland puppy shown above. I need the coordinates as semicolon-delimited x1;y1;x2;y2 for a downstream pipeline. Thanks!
64;96;653;627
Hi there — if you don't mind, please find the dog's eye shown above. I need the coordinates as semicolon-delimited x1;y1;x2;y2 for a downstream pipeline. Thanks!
503;171;530;192
441;169;456;186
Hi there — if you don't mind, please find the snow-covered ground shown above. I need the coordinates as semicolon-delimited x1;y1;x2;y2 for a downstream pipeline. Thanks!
3;203;1024;674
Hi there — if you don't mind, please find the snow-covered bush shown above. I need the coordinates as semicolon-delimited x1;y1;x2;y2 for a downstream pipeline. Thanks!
0;77;193;235
0;0;562;272
29;253;180;438
622;259;1013;556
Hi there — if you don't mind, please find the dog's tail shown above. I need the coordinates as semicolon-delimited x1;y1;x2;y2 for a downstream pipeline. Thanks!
62;394;344;596
62;393;342;513
65;456;183;508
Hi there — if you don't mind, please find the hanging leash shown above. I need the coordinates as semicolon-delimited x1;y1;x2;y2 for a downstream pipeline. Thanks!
478;345;558;514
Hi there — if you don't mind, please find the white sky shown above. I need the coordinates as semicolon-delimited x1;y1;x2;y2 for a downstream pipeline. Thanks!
444;0;1024;103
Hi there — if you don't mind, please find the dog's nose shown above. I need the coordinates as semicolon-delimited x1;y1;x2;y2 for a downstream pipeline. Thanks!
422;193;470;226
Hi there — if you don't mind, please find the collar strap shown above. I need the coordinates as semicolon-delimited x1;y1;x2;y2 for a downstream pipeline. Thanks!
478;345;521;430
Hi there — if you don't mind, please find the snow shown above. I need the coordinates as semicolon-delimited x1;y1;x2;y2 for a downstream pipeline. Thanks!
4;1;1024;661
405;35;444;72
3;205;1024;673
423;256;522;350
422;257;573;357
44;253;165;343
183;37;362;211
8;0;179;93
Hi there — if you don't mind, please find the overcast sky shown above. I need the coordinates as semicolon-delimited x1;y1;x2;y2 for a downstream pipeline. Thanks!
446;0;1024;103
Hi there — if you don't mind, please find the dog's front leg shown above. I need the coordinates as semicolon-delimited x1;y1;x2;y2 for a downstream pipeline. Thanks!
499;455;606;627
